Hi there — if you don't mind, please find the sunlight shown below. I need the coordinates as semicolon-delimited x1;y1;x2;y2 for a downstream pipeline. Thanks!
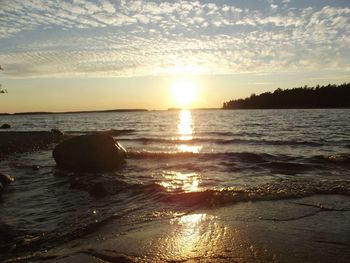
175;213;207;226
176;109;203;153
177;144;202;153
171;78;198;108
165;213;218;258
160;171;200;192
177;109;193;141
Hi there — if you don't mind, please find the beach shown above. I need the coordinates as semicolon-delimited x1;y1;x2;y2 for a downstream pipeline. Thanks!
0;109;350;262
4;193;350;262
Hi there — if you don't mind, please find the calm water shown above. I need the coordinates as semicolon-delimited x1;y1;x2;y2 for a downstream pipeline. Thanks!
0;109;350;258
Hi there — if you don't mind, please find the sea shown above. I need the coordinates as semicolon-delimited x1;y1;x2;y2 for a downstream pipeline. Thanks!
0;109;350;259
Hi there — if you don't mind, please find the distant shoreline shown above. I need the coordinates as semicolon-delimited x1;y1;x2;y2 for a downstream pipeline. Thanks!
0;109;148;116
1;107;350;116
0;108;224;116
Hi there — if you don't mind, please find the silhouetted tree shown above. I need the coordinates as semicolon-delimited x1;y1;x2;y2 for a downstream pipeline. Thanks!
0;65;7;94
223;83;350;109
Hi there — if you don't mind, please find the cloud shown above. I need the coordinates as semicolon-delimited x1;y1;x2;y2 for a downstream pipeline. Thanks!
0;0;349;77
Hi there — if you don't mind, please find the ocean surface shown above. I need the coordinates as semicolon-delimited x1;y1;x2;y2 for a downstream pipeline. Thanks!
1;109;350;259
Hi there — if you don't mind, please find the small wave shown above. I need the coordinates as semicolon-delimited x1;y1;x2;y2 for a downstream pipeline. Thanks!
128;150;350;168
313;154;350;165
119;137;323;147
261;161;314;174
158;180;350;207
198;131;262;137
127;150;273;163
66;129;136;136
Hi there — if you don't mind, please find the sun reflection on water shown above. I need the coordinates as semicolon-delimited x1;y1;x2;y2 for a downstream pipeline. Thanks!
176;213;207;226
160;171;199;192
176;109;202;153
166;213;217;258
178;109;193;141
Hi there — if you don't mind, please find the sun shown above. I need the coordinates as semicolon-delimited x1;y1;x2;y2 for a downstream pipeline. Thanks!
171;78;198;108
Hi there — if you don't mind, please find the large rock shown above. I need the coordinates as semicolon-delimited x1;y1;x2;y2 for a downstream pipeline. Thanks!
0;124;10;129
0;173;14;195
53;134;126;172
0;173;14;186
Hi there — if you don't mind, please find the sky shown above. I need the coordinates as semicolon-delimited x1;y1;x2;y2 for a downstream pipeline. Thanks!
0;0;349;112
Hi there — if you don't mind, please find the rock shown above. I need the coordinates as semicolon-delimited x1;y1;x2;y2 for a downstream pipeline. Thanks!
0;173;14;186
0;173;14;195
51;129;63;135
0;124;10;129
31;165;40;170
53;134;126;172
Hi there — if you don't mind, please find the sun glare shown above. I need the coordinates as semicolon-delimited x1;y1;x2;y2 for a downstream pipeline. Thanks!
171;79;198;108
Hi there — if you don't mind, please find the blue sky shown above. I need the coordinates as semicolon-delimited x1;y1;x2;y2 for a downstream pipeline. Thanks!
0;0;349;112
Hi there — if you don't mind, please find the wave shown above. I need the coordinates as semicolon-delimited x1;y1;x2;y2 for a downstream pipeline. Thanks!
118;137;324;147
158;180;350;207
65;175;350;209
312;154;350;165
198;131;263;137
128;150;349;165
65;129;136;136
127;150;273;162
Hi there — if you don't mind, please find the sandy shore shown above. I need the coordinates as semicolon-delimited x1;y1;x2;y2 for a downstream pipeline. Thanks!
4;194;348;263
0;131;68;160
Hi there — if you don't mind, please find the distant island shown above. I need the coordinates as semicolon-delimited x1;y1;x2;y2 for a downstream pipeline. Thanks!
0;109;148;116
223;83;350;109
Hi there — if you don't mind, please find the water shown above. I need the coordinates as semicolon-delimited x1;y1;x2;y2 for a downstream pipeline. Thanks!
0;109;350;258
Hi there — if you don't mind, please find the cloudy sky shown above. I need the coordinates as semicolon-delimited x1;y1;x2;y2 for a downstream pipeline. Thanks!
0;0;349;112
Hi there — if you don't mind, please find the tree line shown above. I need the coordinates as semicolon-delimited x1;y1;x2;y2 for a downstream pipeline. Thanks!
0;65;6;94
223;83;350;109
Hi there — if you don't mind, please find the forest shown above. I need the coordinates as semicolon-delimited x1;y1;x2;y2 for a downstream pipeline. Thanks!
223;83;350;109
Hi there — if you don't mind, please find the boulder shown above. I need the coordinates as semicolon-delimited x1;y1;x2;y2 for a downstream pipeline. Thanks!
0;173;14;195
53;134;126;172
0;173;14;186
0;124;10;129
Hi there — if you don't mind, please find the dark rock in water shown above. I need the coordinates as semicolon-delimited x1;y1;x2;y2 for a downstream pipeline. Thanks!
0;173;14;195
53;134;126;172
31;165;40;170
0;124;10;129
0;173;14;186
51;129;63;135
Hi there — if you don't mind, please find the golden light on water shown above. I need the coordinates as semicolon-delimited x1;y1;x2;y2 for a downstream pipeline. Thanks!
177;109;193;141
177;144;202;153
176;109;203;153
166;213;219;258
176;213;208;226
160;171;200;192
171;78;198;108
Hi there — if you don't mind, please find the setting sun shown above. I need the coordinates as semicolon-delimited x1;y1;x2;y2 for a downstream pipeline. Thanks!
171;79;198;108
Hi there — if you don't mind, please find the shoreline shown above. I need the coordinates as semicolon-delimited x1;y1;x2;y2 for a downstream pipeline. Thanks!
3;194;349;262
0;109;148;116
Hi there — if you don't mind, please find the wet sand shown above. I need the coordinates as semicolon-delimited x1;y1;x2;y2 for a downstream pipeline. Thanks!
8;195;349;263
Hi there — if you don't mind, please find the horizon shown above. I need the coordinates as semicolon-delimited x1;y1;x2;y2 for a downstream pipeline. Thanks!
1;0;350;113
